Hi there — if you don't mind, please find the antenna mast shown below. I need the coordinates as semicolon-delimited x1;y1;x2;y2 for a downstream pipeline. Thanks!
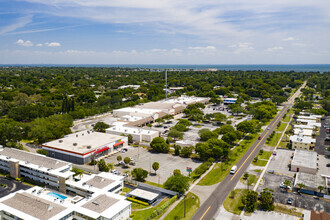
165;70;168;100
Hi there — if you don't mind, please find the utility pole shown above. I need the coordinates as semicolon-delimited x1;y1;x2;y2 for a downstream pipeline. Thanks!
165;70;168;101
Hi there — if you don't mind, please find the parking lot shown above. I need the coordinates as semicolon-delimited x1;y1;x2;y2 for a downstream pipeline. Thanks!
104;146;202;184
258;173;330;213
0;176;31;198
267;149;295;176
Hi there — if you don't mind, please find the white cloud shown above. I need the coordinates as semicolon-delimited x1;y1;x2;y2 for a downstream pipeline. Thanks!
36;43;43;47
188;46;216;51
230;42;254;54
266;46;284;52
282;37;295;41
15;39;33;47
171;48;183;53
45;42;61;47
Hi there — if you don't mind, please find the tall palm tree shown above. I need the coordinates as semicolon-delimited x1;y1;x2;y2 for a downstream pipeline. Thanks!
297;183;305;193
318;186;324;194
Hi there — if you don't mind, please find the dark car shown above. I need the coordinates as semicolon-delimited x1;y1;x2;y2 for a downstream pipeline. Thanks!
326;163;330;167
258;136;261;140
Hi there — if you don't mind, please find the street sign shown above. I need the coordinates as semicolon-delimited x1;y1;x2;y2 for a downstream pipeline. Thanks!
186;167;192;172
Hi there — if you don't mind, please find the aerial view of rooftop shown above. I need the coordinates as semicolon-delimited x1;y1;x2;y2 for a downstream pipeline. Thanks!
0;0;329;220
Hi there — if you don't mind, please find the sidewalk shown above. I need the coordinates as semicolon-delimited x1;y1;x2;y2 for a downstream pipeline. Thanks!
159;162;218;220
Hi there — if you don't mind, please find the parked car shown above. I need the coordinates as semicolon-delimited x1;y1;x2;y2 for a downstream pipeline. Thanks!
119;161;125;165
287;198;293;205
280;182;291;189
258;136;261;140
268;169;274;174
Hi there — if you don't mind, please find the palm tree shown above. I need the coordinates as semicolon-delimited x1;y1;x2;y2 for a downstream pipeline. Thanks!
318;186;324;194
297;183;305;193
107;163;114;172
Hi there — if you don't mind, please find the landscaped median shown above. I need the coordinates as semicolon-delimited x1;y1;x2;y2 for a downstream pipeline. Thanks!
197;132;261;186
252;150;272;167
164;192;200;220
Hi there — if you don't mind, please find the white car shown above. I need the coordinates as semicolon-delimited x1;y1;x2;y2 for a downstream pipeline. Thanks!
280;182;291;189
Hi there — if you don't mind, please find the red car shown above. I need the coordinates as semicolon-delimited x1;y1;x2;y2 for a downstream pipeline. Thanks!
258;136;261;140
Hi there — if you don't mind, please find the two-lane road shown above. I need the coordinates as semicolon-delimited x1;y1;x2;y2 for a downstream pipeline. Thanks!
192;105;290;220
192;82;306;220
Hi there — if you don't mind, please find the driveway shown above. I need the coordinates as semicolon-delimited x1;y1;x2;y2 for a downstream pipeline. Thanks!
0;176;31;198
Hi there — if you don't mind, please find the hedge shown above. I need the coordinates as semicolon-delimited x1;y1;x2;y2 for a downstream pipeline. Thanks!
190;162;212;180
126;197;149;206
144;195;178;220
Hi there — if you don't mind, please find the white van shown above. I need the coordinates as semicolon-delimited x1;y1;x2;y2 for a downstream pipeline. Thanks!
230;165;237;174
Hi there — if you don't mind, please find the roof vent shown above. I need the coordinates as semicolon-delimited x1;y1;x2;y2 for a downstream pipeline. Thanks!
92;200;99;205
76;134;78;137
82;133;84;136
59;140;63;143
87;146;91;149
73;143;77;146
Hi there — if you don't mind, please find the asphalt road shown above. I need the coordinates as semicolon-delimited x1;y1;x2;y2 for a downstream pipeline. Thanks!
192;82;306;220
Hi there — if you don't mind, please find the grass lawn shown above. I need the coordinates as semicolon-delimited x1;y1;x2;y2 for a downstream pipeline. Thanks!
282;115;291;123
266;133;282;147
164;192;200;220
252;159;268;167
240;174;258;186
274;203;303;217
23;147;30;152
223;189;248;215
144;181;163;188
122;187;131;193
131;202;150;210
257;151;272;160
198;133;260;186
276;122;288;132
132;197;169;220
254;169;263;173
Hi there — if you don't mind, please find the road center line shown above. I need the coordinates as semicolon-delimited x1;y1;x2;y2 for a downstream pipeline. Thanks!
200;206;211;220
230;106;287;181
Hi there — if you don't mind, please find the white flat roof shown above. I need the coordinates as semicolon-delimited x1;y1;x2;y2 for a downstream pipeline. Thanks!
128;189;159;201
290;135;315;144
294;124;314;130
106;126;159;135
292;149;317;170
43;131;124;154
294;129;313;136
113;107;161;115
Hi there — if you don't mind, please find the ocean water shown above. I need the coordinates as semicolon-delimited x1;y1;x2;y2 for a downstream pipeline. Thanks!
1;64;330;72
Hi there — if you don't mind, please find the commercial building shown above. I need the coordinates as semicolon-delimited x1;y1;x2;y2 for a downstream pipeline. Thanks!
291;150;318;174
0;186;131;220
0;147;124;195
293;128;313;137
0;147;73;193
118;85;140;90
42;130;128;164
223;98;237;104
296;119;321;132
106;126;159;142
294;172;326;196
297;115;322;123
127;189;159;205
290;135;316;151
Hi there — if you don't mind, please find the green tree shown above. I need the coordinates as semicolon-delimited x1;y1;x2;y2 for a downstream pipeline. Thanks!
283;180;291;192
200;130;218;141
242;190;258;212
177;119;192;126
93;122;110;132
71;167;84;179
243;172;249;180
132;168;148;181
297;183;305;193
36;149;48;156
318;185;324;194
221;132;237;145
164;174;190;193
174;145;181;155
216;124;235;135
180;146;194;157
150;137;170;153
259;188;275;211
98;159;110;172
237;120;256;135
117;155;122;164
173;169;181;176
152;162;160;174
168;129;183;141
124;157;131;165
107;163;114;171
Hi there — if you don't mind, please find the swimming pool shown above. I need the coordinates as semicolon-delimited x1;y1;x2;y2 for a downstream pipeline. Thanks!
47;192;67;200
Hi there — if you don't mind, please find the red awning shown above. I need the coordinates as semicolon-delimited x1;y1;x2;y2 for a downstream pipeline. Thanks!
94;147;110;154
113;141;125;147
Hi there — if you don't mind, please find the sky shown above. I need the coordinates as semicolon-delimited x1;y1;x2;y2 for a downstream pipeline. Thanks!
0;0;330;64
